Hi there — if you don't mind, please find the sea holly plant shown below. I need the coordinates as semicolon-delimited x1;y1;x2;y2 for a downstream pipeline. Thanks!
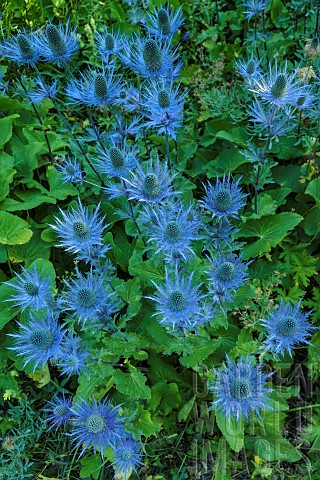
0;1;319;478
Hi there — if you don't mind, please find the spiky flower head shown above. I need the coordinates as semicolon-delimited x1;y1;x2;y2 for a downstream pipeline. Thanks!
235;55;262;83
56;333;89;377
122;155;177;204
27;75;59;103
56;156;84;184
75;243;111;266
209;355;274;420
147;266;209;334
63;270;114;325
111;437;144;480
143;200;201;262
203;218;239;251
143;5;184;39
305;35;320;60
261;299;316;358
207;253;249;303
37;20;79;67
50;200;105;256
68;397;126;458
43;393;72;430
4;263;53;312
95;141;138;179
66;67;123;108
201;174;247;219
119;34;181;79
0;30;40;66
8;311;65;372
95;29;123;63
241;0;270;21
250;61;306;108
248;99;294;140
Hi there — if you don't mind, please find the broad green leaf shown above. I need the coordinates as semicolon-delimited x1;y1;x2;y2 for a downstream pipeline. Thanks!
113;365;151;399
245;436;301;462
129;257;164;285
117;277;142;319
148;382;181;415
12;142;43;181
47;166;78;200
0;153;15;202
306;177;320;204
9;228;51;263
28;363;51;387
0;115;19;147
234;213;303;260
0;211;32;245
0;190;56;211
304;206;320;236
80;455;103;480
216;410;244;452
178;395;196;422
134;405;161;437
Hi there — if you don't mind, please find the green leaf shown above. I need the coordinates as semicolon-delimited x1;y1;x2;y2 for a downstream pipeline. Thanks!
148;382;181;415
246;436;301;462
47;166;78;200
0;153;15;202
134;405;161;437
216;410;244;452
113;365;151;399
306;177;320;205
178;395;196;422
80;455;103;479
117;277;141;319
9;228;51;263
304;206;320;236
0;115;19;147
129;257;164;285
12;141;42;181
0;190;56;211
0;211;33;245
235;213;303;260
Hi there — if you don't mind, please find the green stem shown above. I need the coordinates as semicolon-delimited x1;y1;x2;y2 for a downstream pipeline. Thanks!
287;403;320;413
165;130;171;169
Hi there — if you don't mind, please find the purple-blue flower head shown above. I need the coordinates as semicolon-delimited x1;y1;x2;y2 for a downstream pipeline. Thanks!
8;311;65;372
63;270;113;325
43;393;72;430
56;333;89;377
241;0;270;21
261;299;316;358
95;29;123;64
75;243;111;266
37;20;79;67
66;67;123;108
4;263;53;312
111;436;144;480
55;156;84;184
50;200;105;256
0;30;41;66
235;55;262;84
209;355;274;420
119;34;181;79
207;253;249;295
248;99;294;139
28;76;59;103
95;140;139;179
201;175;247;219
142;5;184;39
147;266;209;334
68;397;126;458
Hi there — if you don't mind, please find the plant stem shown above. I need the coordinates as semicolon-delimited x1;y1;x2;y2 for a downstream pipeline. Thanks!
315;5;320;34
143;127;151;158
287;403;320;413
215;0;220;25
120;179;147;247
165;131;171;169
254;164;261;214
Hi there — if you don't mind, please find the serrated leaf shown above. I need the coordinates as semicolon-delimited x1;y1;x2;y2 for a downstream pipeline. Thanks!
0;115;19;147
306;177;320;204
113;365;151;399
216;410;244;452
0;211;32;245
47;166;78;200
148;382;181;415
134;405;161;437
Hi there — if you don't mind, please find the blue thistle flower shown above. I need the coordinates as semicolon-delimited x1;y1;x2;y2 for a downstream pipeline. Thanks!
111;436;144;480
235;55;262;84
201;175;247;220
75;243;111;266
55;156;84;184
95;29;123;64
261;299;316;358
50;200;105;255
0;30;40;66
37;20;79;67
4;263;53;312
119;34;181;79
142;79;186;139
143;200;201;262
147;266;209;333
250;61;306;108
127;6;146;25
56;333;89;377
27;75;59;103
63;270;114;325
203;218;239;250
292;87;314;110
241;0;270;21
8;311;65;372
66;67;123;108
248;99;294;139
43;393;72;430
143;5;184;39
118;84;142;113
121;155;176;204
68;397;126;458
207;253;249;303
94;140;138;179
209;355;274;420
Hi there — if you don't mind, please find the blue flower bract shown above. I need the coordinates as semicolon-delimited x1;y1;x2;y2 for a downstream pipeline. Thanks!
201;175;247;219
0;30;41;66
209;355;273;420
111;436;144;480
142;5;184;39
44;393;72;430
37;20;79;67
207;253;249;303
56;333;89;377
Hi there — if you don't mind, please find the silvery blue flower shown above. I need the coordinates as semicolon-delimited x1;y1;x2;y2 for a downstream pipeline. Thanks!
143;201;201;262
127;6;146;25
27;76;59;103
121;155;177;203
43;393;72;430
119;34;181;79
200;174;247;219
235;55;262;84
0;30;40;66
209;355;274;420
261;299;316;358
75;243;111;266
66;67;123;108
250;61;306;108
241;0;270;21
95;29;123;64
55;156;84;184
50;200;105;255
37;20;79;67
68;397;126;458
203;218;239;250
4;263;53;312
63;270;113;325
292;87;314;110
147;266;209;333
118;84;142;113
142;79;186;139
111;437;144;480
207;253;249;303
248;100;294;139
95;141;139;179
8;311;65;372
142;5;184;39
240;142;267;164
56;333;89;377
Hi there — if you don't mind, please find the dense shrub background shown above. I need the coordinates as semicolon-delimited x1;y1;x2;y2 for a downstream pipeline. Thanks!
0;0;320;479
